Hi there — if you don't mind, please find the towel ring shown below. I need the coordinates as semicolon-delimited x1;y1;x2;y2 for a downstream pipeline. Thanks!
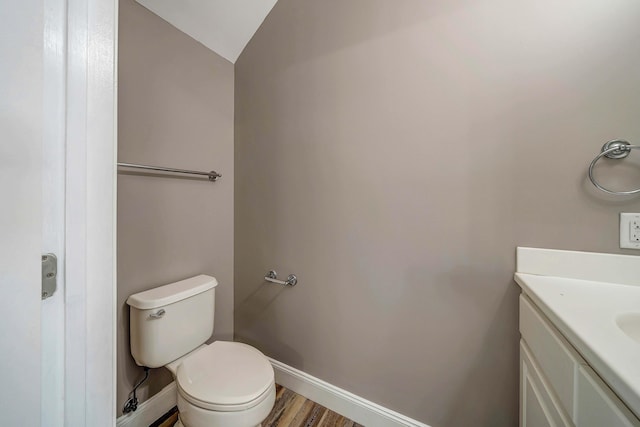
588;140;640;196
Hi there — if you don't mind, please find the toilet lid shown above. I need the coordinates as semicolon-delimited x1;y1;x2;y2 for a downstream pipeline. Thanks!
176;341;274;407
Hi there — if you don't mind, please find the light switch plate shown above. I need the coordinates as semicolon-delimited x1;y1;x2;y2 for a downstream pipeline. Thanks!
620;213;640;249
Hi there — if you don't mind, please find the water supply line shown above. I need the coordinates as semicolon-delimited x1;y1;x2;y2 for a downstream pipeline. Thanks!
122;366;150;414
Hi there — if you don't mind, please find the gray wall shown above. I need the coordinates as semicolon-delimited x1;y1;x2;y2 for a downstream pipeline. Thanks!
234;1;640;426
117;0;234;415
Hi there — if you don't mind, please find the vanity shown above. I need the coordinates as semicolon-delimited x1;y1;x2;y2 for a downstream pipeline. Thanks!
516;247;640;427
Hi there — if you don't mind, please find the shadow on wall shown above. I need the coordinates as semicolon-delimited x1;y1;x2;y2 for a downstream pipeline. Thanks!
235;278;287;325
583;162;640;204
117;170;216;183
428;273;520;426
242;0;473;69
358;261;522;427
119;301;174;408
234;280;305;369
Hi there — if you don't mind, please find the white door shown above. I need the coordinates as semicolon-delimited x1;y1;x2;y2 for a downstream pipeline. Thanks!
2;0;117;424
0;0;45;425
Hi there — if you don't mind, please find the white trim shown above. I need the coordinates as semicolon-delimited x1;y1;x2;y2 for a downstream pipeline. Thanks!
269;359;431;427
65;0;118;424
116;382;177;427
42;0;67;423
113;361;430;427
85;0;118;421
65;0;90;422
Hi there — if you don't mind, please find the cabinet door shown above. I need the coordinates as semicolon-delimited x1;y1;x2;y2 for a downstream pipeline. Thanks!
520;295;583;417
521;341;571;427
576;366;640;427
523;373;553;427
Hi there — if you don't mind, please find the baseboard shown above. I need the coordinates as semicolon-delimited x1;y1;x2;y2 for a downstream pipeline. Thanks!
116;382;177;427
115;359;430;427
269;358;431;427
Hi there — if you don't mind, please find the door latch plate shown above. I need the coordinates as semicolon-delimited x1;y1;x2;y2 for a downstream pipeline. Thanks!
42;253;57;299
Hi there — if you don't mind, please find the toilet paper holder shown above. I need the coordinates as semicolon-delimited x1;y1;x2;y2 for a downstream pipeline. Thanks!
264;270;297;287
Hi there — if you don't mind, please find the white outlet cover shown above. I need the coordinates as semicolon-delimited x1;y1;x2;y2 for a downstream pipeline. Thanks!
620;213;640;249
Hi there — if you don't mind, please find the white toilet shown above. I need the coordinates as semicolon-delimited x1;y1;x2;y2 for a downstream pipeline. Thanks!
127;275;276;427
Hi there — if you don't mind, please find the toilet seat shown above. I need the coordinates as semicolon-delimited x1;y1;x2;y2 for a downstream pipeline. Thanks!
176;341;274;412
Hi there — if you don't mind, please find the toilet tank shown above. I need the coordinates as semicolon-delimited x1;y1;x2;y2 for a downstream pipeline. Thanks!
127;275;218;368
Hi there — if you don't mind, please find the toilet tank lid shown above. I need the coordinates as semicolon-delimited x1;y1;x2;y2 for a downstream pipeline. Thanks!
126;275;218;310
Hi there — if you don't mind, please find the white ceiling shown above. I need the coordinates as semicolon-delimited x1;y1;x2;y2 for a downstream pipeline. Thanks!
136;0;279;63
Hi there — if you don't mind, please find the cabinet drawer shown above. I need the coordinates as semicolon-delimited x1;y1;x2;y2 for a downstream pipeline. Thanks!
576;365;640;427
520;295;584;418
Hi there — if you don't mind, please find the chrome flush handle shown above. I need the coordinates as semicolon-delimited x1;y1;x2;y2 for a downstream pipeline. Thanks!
149;309;165;319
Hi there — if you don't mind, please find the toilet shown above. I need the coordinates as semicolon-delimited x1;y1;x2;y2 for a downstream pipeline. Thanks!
127;275;276;427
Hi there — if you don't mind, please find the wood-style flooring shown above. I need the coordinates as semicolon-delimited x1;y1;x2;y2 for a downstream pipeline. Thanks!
154;385;364;427
263;385;364;427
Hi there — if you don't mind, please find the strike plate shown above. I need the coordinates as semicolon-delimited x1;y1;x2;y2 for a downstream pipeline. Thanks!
42;253;57;299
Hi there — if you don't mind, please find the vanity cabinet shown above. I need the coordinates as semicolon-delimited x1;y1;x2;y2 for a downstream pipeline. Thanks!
519;295;640;427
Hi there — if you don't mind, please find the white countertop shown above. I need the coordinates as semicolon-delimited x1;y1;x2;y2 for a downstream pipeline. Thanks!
515;270;640;418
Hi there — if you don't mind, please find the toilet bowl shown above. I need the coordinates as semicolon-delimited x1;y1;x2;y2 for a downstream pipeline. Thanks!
126;275;276;427
168;341;276;427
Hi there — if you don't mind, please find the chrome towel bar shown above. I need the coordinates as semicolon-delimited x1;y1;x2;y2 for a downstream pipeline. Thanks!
117;162;222;182
264;270;297;287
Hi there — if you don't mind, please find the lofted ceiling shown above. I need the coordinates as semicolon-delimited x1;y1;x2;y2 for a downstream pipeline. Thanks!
135;0;279;63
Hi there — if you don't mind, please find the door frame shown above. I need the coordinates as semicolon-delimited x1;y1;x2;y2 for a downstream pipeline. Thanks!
48;0;118;424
